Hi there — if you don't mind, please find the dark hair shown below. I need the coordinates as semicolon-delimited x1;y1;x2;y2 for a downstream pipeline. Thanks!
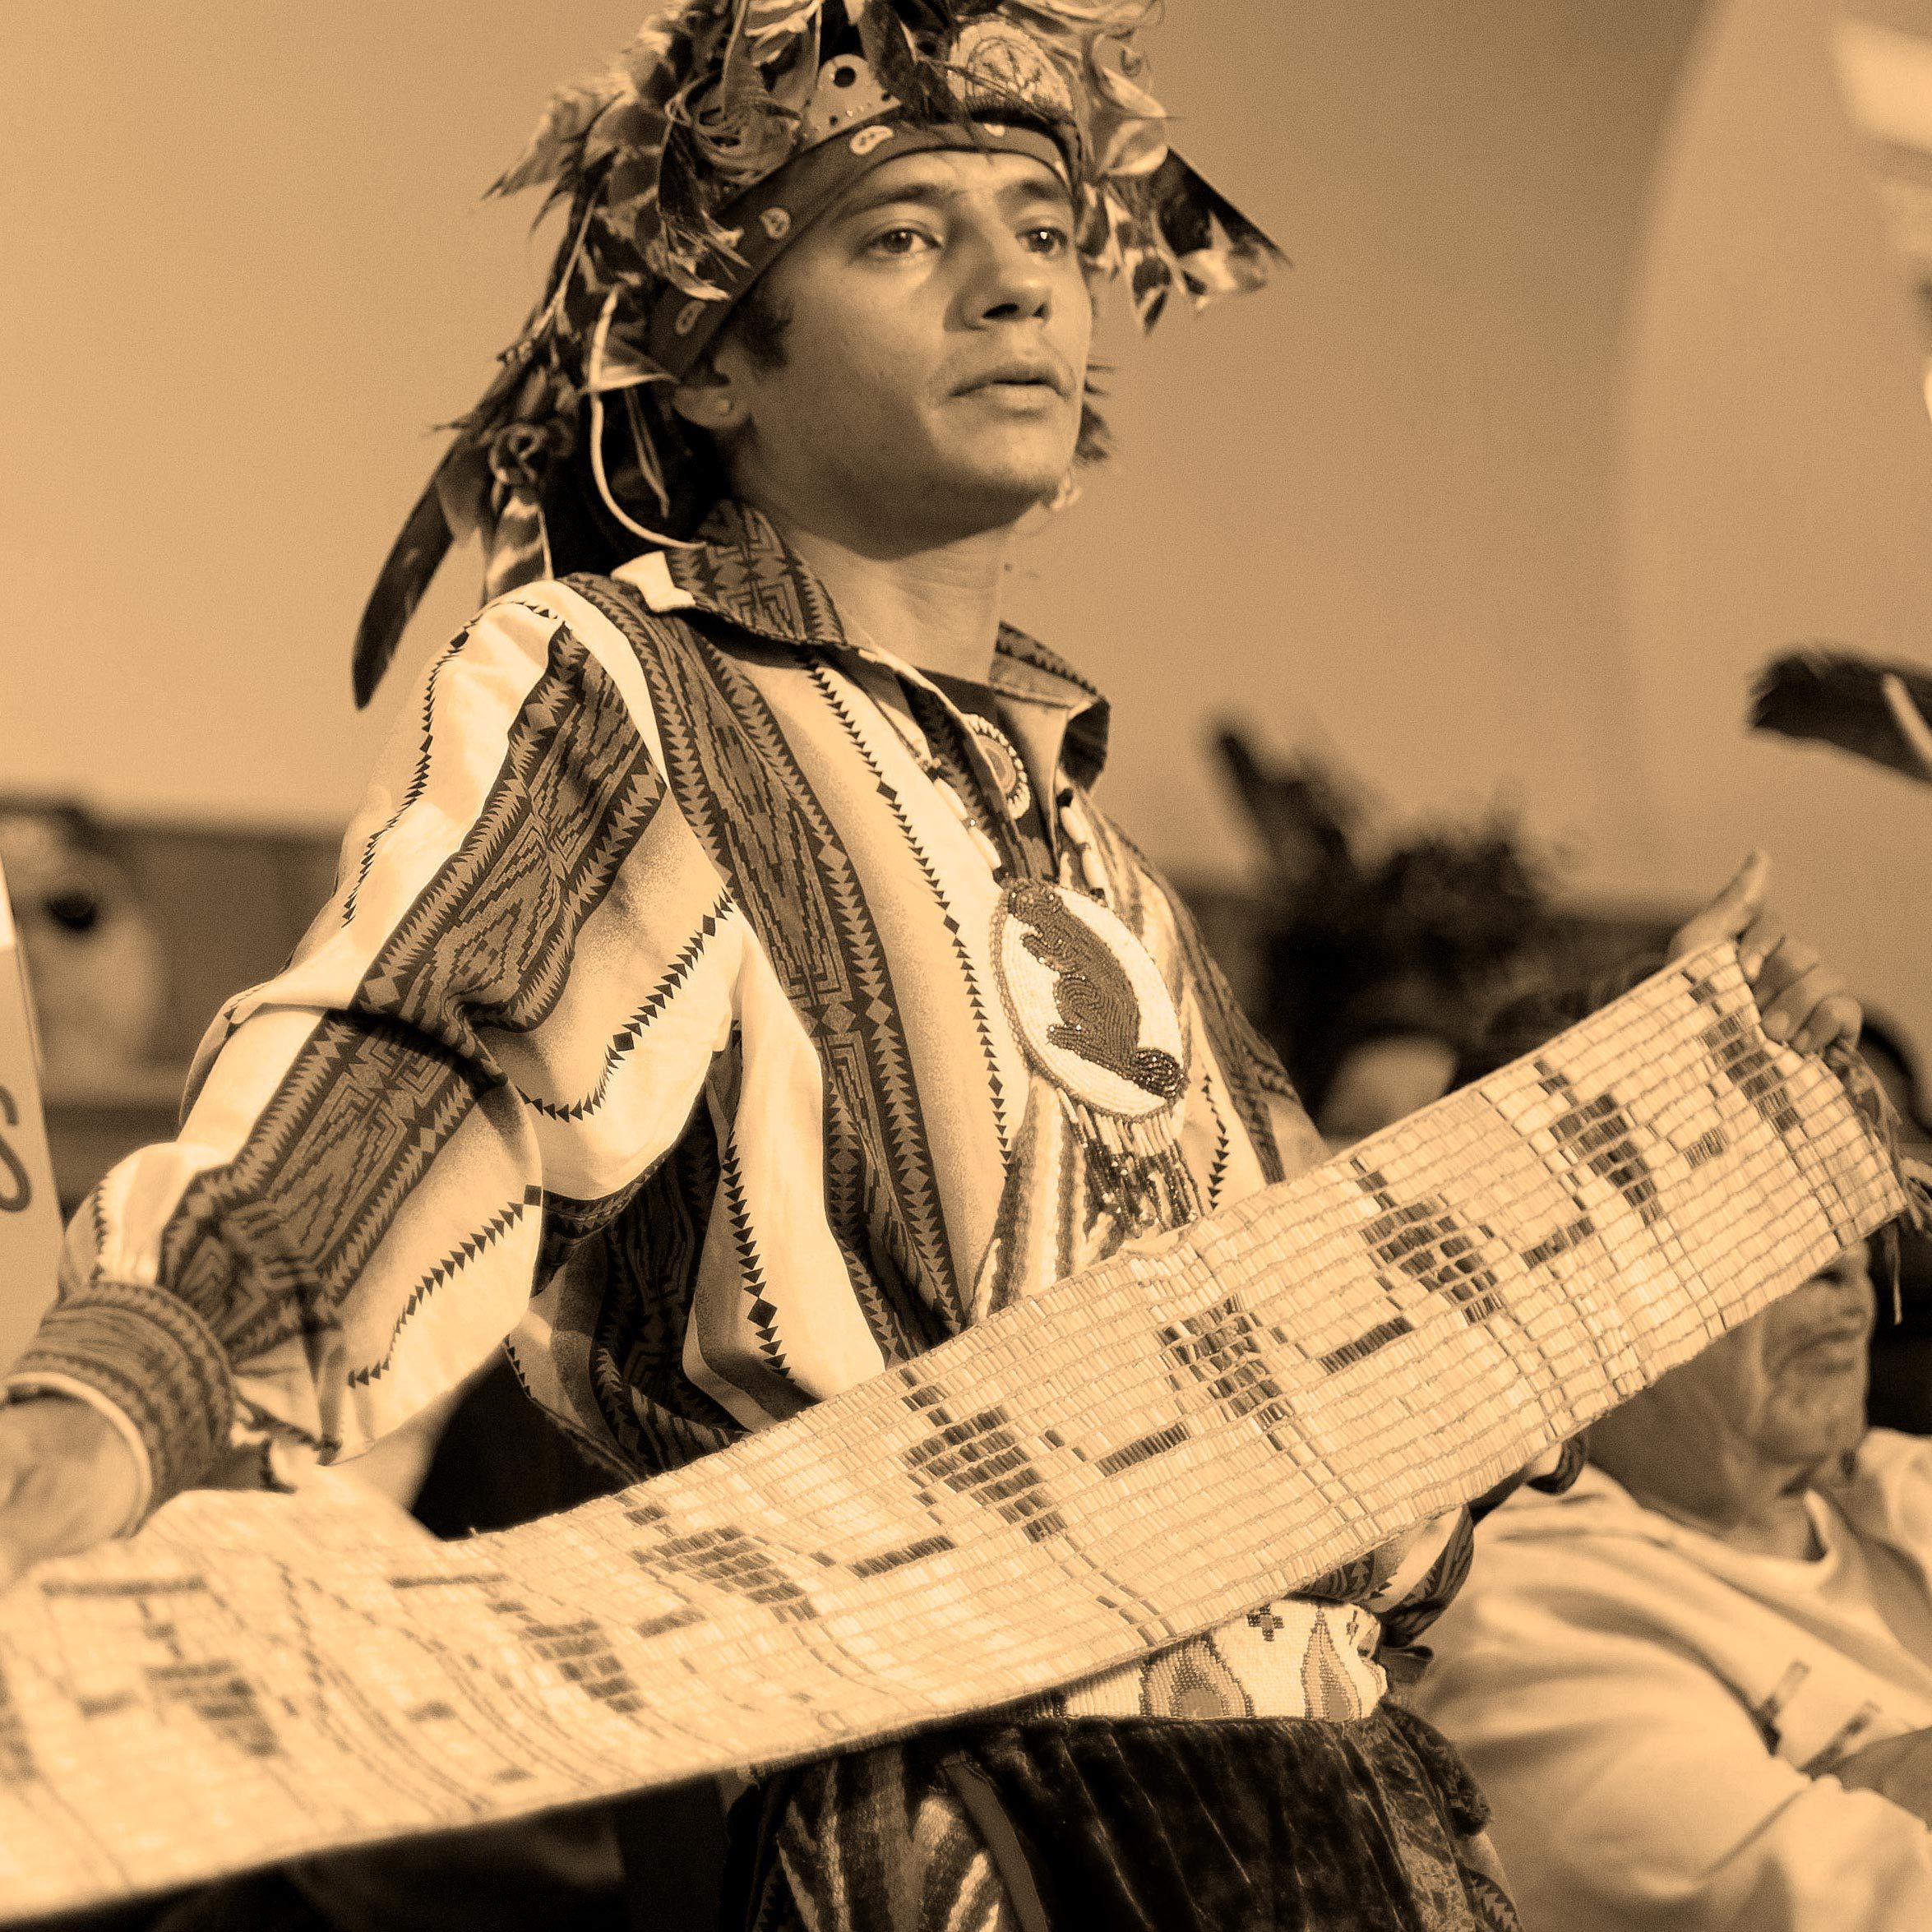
1264;830;1554;1116
537;391;723;575
534;284;797;580
1449;952;1668;1091
729;276;795;375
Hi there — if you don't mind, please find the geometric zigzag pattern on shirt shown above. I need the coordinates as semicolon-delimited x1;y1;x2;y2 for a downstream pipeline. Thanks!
552;545;1306;1425
580;572;971;1351
0;945;1903;1919
150;634;663;1365
345;1186;545;1390
22;507;1313;1514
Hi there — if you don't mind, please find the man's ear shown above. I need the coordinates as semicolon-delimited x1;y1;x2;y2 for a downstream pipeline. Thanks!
670;365;747;435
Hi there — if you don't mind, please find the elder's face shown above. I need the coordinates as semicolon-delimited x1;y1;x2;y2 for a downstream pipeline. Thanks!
707;148;1091;548
1653;1244;1875;1470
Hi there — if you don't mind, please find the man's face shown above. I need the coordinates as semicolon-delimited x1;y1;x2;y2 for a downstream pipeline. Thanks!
700;147;1092;549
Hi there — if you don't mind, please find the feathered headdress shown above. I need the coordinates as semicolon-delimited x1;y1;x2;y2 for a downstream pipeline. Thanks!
353;0;1284;705
1750;647;1932;786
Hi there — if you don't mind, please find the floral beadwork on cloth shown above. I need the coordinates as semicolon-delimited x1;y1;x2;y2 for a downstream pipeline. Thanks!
964;713;1032;822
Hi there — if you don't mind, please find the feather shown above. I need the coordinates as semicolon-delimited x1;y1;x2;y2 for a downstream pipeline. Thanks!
604;150;663;238
584;95;663;179
856;2;960;123
352;460;460;708
495;16;699;202
1082;35;1162;122
621;13;702;95
1149;152;1286;272
1010;0;1158;31
688;1;793;183
482;489;550;602
1750;648;1932;784
755;13;824;134
353;344;559;705
491;68;631;199
653;128;746;296
742;0;827;39
1214;729;1359;894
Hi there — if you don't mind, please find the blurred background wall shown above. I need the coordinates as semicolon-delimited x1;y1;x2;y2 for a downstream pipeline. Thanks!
2;0;1928;1058
1621;0;1932;1069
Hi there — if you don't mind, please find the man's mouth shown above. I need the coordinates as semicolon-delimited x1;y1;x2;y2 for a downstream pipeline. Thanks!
956;361;1070;398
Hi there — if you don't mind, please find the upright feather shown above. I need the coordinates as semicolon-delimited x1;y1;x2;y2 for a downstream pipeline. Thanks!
1750;648;1932;784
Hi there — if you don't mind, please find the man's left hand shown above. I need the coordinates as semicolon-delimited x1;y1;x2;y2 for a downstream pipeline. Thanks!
1667;850;1862;1057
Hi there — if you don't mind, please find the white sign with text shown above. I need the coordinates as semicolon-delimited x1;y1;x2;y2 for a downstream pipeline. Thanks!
0;865;61;1369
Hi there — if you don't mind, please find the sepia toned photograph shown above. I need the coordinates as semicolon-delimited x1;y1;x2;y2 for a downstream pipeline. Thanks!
1;2;1930;1927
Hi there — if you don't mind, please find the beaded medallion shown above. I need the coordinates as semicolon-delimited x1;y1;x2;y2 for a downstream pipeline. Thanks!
964;714;1032;820
992;880;1187;1122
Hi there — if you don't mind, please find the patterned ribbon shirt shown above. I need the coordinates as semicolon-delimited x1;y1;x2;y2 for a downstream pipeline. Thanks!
12;502;1496;1724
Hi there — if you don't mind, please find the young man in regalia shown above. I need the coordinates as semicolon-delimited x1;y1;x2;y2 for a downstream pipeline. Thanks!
0;5;1863;1927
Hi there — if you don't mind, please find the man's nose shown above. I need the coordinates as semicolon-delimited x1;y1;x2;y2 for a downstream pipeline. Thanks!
963;227;1054;324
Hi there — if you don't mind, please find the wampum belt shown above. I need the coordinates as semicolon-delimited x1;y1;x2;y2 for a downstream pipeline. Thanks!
0;944;1906;1917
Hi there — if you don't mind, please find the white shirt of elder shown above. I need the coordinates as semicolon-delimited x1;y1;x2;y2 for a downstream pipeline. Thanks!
1413;1429;1932;1932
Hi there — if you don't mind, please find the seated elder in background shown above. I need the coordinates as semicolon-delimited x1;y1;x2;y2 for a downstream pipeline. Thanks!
1416;982;1932;1932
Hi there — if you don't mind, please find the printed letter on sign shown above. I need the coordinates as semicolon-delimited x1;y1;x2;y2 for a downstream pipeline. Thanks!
0;861;62;1368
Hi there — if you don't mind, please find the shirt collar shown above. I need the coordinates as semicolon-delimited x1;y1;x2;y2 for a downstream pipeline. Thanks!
616;499;1112;786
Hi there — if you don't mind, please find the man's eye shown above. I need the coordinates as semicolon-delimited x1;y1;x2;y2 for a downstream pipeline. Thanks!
869;226;933;257
1024;225;1072;256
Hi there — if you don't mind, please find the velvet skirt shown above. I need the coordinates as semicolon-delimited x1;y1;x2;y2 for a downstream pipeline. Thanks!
728;1702;1518;1932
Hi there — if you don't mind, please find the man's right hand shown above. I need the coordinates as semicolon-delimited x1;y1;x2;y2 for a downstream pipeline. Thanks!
1833;1729;1932;1823
0;1396;142;1592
